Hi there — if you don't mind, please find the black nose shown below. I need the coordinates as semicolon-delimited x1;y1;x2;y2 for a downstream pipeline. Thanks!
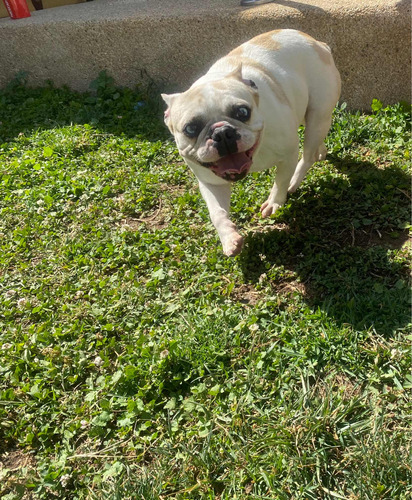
212;125;236;142
212;125;238;156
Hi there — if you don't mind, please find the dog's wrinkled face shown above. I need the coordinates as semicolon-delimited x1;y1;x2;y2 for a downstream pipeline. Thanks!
162;71;263;182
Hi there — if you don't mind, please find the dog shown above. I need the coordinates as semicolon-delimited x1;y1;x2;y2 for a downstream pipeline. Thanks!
162;29;341;256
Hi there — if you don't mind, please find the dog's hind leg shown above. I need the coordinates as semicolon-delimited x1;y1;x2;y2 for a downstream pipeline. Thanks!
261;141;299;217
288;110;331;193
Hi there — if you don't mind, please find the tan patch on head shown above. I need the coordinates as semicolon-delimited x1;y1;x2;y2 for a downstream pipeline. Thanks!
228;45;244;57
249;30;282;51
210;80;228;91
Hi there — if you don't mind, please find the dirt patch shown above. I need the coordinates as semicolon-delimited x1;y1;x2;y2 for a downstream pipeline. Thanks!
0;449;37;499
117;184;192;232
274;279;308;297
121;214;168;231
0;452;36;499
0;449;36;471
231;278;312;305
231;283;262;305
119;198;168;231
315;372;363;400
248;221;291;235
159;183;188;196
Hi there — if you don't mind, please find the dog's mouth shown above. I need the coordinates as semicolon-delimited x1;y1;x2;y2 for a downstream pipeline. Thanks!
201;141;259;182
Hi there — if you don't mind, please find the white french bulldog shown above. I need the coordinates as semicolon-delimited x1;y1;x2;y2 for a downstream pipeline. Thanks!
162;29;341;256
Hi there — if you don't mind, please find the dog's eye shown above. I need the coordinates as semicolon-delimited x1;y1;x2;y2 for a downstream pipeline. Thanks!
234;106;251;122
183;122;201;138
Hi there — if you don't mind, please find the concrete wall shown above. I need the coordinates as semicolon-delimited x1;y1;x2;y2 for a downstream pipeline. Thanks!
0;0;410;109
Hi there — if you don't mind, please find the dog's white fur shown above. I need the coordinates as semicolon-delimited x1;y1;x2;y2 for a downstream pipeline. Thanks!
162;29;341;256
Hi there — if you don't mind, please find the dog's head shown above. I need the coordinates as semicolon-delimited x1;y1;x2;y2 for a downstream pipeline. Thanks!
162;66;263;182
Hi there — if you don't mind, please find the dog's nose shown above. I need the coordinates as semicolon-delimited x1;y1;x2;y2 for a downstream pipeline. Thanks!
212;125;236;142
212;126;235;142
212;125;238;155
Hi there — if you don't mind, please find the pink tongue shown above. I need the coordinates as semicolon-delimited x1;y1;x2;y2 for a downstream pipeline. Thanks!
213;152;250;174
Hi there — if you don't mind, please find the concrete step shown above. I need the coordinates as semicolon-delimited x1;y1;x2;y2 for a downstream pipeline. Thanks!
0;0;410;109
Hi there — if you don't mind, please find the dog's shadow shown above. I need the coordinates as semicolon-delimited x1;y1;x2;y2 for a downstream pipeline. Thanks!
238;156;411;335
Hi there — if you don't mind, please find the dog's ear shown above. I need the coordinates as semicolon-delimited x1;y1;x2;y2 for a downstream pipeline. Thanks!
161;93;181;131
240;75;259;106
242;78;258;91
227;63;258;90
227;64;259;104
227;63;244;82
161;93;180;108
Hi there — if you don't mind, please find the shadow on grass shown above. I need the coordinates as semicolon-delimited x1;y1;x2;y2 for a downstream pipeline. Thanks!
239;156;411;335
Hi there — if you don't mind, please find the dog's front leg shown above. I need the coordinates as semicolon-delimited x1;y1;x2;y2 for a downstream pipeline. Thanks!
199;181;243;257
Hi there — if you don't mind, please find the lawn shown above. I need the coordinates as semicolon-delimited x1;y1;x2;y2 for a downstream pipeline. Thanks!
0;73;411;499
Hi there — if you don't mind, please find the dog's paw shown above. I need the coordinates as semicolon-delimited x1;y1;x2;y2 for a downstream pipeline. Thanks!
317;143;327;161
288;177;299;193
222;232;244;257
260;200;281;218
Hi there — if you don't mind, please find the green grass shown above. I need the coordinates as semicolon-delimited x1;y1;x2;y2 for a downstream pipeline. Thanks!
0;73;411;499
